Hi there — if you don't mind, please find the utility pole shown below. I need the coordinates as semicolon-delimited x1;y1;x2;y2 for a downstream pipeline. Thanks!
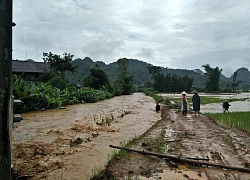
0;0;13;179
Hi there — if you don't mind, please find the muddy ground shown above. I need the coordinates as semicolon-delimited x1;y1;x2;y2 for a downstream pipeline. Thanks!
12;93;250;180
12;93;161;179
100;105;250;180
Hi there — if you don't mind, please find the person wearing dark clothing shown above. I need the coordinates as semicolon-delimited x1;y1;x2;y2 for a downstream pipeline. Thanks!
192;90;200;116
155;103;161;112
222;101;231;112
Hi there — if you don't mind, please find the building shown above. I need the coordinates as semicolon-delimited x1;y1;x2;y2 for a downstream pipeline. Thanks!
12;59;49;81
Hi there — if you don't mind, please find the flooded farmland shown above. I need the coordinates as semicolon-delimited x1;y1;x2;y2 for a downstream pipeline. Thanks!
12;92;250;180
161;92;250;133
160;92;250;113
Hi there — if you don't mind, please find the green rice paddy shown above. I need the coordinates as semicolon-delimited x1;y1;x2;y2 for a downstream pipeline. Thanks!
206;112;250;132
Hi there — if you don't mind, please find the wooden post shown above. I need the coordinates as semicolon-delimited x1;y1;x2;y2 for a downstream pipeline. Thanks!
0;0;13;179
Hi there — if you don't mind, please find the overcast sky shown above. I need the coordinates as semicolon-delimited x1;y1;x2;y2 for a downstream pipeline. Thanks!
13;0;250;77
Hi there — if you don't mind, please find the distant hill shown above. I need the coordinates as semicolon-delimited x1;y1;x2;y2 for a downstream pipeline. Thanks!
65;57;109;85
65;57;249;89
229;67;250;89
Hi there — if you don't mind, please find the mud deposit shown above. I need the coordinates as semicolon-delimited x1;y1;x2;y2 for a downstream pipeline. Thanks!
12;93;161;179
100;106;250;180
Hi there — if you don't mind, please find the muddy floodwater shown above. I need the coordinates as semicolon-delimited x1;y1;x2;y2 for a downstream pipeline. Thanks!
12;93;161;179
12;92;250;180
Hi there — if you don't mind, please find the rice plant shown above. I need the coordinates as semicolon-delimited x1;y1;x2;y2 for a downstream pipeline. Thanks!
206;112;250;132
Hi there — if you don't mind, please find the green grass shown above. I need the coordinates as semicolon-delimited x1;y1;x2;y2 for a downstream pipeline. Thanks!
90;166;103;179
167;96;249;105
143;89;164;103
107;139;135;163
206;112;250;132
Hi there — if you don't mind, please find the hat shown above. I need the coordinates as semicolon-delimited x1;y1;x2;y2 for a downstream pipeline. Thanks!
192;90;198;94
181;91;187;95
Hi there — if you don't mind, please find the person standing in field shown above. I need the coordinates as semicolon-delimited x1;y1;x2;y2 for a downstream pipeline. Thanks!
181;91;189;116
222;101;231;112
192;90;200;116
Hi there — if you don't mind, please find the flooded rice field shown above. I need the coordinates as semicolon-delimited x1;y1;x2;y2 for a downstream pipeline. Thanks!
161;92;250;113
161;92;250;133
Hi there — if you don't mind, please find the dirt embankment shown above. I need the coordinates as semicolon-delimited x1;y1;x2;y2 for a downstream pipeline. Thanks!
102;105;250;180
12;93;161;180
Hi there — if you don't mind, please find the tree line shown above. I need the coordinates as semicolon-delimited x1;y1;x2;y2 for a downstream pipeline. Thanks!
38;52;243;94
42;53;133;95
148;66;193;92
13;52;243;112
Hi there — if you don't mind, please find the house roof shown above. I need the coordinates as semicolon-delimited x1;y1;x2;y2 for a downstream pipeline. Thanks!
12;59;50;73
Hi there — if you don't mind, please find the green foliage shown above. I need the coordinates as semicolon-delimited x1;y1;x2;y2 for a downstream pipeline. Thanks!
38;72;71;90
13;75;112;112
123;76;134;95
84;67;112;92
153;73;165;92
206;112;250;132
148;67;194;93
202;64;222;92
79;88;112;103
37;72;55;82
43;52;76;73
65;58;250;91
143;89;163;103
148;66;162;79
114;58;134;95
232;72;242;92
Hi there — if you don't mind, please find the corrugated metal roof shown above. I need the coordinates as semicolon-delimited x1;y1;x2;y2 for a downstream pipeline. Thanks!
12;60;50;73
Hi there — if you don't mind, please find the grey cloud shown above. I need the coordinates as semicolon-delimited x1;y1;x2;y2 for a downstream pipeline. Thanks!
81;36;124;62
171;48;250;77
13;0;250;75
137;48;154;59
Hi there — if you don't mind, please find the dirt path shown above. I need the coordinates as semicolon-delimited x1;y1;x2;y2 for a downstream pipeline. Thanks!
105;106;250;180
12;93;161;179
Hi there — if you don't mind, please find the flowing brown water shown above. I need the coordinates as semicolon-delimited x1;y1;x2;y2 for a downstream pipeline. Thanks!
12;93;161;179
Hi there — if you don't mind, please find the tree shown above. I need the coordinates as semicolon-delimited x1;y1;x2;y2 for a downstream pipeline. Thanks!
153;73;165;92
114;58;133;95
181;75;193;92
231;72;242;92
148;66;162;90
149;71;193;93
43;52;76;74
202;64;222;92
84;67;112;91
171;74;181;92
148;66;162;80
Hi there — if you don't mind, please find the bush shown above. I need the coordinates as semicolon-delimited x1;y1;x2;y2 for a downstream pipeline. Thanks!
80;88;112;103
13;75;113;112
143;89;163;103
